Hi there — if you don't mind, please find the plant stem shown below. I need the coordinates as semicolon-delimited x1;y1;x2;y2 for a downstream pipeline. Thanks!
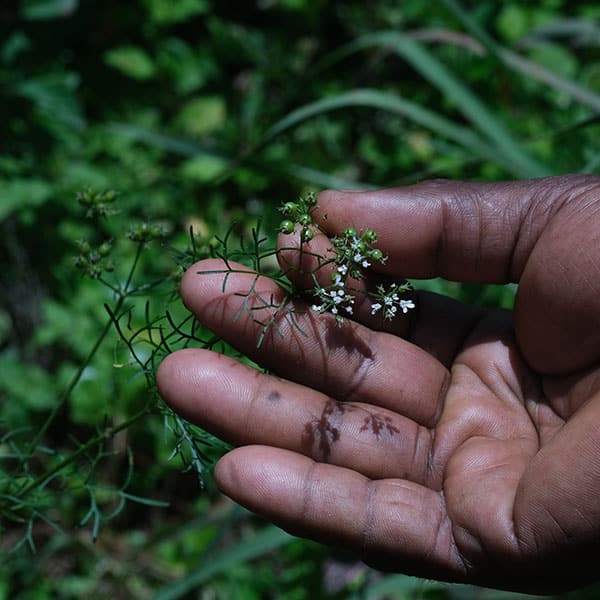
18;242;145;474
15;405;153;500
19;301;122;469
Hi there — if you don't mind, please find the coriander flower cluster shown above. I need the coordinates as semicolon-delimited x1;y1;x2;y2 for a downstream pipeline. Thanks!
369;283;415;319
277;192;416;325
311;263;356;318
310;227;415;324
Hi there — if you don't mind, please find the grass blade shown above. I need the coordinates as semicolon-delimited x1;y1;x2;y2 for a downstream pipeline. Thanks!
439;0;600;113
263;88;534;177
315;31;550;178
151;524;294;600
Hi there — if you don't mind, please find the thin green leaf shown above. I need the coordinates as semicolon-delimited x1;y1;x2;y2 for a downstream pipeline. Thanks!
151;525;294;600
315;31;550;178
439;0;600;113
119;491;170;507
263;88;531;178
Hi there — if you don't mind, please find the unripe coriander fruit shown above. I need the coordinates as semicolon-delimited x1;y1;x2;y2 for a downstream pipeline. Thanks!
279;220;295;234
306;192;318;206
301;228;314;242
363;229;377;243
344;227;357;237
76;240;91;254
98;241;112;257
298;214;312;227
370;248;384;262
282;202;298;216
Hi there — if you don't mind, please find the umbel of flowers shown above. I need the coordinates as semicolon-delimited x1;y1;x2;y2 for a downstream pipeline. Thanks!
279;193;415;325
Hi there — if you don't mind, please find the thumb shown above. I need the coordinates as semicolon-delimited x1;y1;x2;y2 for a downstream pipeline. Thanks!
311;175;600;374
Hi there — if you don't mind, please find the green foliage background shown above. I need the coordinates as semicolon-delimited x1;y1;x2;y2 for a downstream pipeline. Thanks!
2;0;600;597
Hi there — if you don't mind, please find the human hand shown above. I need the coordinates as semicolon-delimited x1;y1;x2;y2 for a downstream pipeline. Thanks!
157;175;600;593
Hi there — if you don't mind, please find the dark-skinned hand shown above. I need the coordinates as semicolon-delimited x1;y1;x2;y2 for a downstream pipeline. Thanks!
157;175;600;593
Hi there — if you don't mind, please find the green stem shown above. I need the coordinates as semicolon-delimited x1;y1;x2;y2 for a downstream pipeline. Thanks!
18;241;145;473
124;242;144;293
20;299;123;468
15;405;152;500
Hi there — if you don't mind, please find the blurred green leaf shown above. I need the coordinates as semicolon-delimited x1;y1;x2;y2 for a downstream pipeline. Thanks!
15;72;84;129
104;46;156;81
319;32;551;178
262;88;530;177
22;0;78;20
152;525;295;600
175;96;226;138
528;42;578;78
143;0;208;25
440;0;600;113
157;38;214;94
1;32;30;64
179;154;228;182
0;352;57;413
0;179;52;221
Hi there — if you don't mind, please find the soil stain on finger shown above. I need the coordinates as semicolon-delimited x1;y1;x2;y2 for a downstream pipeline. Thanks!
301;399;353;461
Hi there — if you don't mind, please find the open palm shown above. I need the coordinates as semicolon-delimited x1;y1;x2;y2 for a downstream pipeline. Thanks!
157;176;600;593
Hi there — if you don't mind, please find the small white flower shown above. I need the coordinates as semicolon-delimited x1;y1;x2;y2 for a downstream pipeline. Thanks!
337;264;348;275
345;306;353;315
329;290;337;298
333;295;343;304
384;296;393;306
371;302;382;315
331;306;339;315
400;299;415;313
361;260;371;268
354;253;364;263
391;293;399;301
312;304;324;312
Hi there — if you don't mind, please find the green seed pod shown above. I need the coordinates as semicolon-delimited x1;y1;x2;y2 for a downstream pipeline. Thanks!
301;228;314;242
279;220;295;234
298;213;312;227
76;240;91;254
363;229;377;243
74;255;88;269
98;241;112;257
281;202;299;216
305;192;318;206
369;248;384;262
343;227;357;237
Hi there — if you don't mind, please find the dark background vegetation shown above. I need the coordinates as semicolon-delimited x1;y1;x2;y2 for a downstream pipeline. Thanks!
2;0;600;598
